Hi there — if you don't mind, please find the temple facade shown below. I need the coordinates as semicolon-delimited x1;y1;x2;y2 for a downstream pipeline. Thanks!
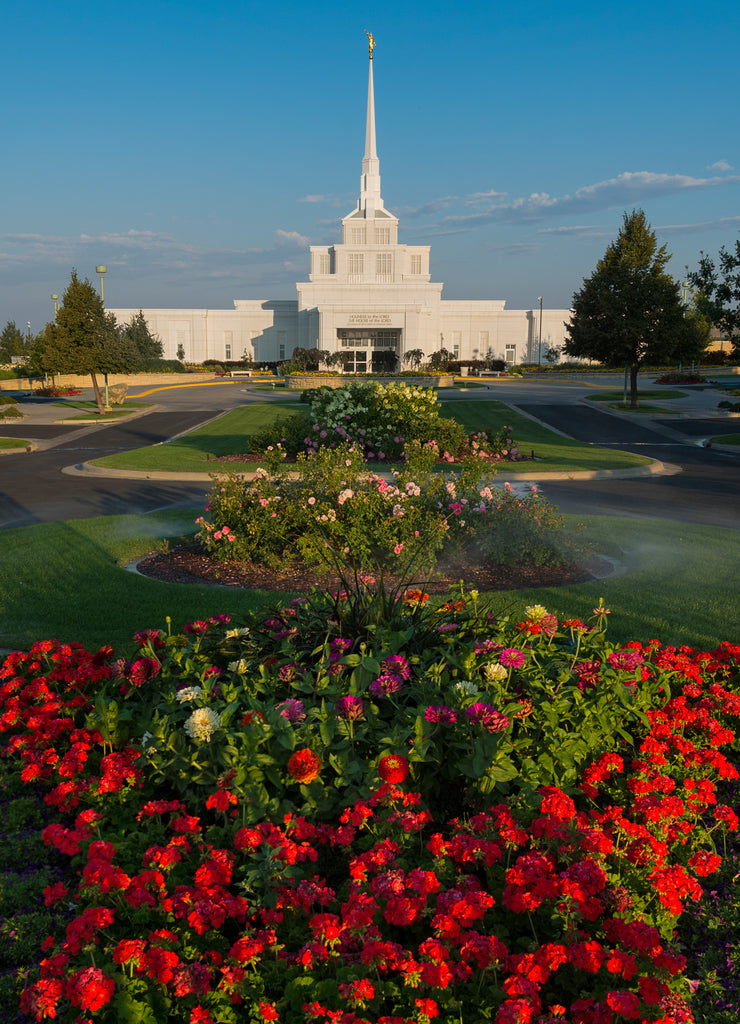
109;50;571;368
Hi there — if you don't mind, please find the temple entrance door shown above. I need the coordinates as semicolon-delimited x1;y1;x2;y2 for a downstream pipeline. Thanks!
337;328;401;373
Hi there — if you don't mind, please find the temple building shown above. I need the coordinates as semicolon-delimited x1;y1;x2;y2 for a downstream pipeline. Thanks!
109;46;571;368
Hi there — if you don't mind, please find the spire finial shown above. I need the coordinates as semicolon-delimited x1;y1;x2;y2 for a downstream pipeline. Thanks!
365;30;375;59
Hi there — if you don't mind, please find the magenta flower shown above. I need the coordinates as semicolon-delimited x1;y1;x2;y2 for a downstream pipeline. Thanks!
336;695;365;721
381;654;411;680
499;648;526;669
607;650;645;672
573;660;601;690
465;703;510;733
424;705;457;724
369;673;404;697
276;699;306;723
128;657;160;687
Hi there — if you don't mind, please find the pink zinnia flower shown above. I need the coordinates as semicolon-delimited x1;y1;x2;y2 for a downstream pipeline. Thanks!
499;648;526;669
424;705;457;724
465;703;510;733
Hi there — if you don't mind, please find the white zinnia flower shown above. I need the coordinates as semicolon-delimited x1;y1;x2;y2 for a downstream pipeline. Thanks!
484;662;508;682
176;686;203;703
524;604;549;622
184;707;221;742
455;680;479;695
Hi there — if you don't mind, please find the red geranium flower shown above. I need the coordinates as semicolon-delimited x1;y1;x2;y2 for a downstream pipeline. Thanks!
378;755;409;784
287;748;322;784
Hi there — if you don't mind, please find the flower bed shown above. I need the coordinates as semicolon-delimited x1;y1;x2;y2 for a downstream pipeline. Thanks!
654;374;704;385
286;374;454;389
3;593;740;1023
197;443;570;575
247;381;524;464
30;387;83;398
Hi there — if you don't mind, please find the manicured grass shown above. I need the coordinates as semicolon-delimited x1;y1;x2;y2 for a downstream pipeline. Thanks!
0;437;29;449
2;511;738;655
89;398;652;475
90;402;297;472
586;390;688;401
0;512;276;655
711;433;740;446
439;400;651;471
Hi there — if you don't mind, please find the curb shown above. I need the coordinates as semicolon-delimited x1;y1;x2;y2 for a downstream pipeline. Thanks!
62;458;682;483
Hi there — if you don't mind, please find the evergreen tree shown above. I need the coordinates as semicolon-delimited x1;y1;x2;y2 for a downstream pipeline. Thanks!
41;270;139;413
119;310;163;363
564;210;703;406
0;321;27;363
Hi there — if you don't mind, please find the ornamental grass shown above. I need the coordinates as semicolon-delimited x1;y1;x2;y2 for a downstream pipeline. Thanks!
2;585;740;1024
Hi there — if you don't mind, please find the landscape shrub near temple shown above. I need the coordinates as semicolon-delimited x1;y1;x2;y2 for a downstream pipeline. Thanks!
195;442;571;575
247;381;523;463
3;594;740;1024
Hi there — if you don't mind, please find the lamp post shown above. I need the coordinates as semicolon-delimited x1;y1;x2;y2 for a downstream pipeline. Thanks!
51;293;59;315
95;265;110;409
537;297;543;367
96;265;107;305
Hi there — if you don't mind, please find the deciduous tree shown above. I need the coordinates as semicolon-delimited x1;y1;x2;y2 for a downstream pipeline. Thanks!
564;210;704;406
0;321;27;363
688;237;740;355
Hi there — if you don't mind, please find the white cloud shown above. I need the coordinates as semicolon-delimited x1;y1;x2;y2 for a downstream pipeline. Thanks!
708;159;733;172
275;229;310;247
465;189;508;204
435;171;740;231
299;193;348;207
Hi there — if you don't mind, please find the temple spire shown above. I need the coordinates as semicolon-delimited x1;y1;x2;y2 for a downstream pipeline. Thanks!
360;33;382;216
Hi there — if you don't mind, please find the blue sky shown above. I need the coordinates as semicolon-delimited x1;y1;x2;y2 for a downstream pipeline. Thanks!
3;0;739;334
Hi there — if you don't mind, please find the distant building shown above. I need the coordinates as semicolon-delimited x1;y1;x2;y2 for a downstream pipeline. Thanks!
109;50;571;368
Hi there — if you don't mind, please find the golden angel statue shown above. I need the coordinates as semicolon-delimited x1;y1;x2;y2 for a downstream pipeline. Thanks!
365;31;376;58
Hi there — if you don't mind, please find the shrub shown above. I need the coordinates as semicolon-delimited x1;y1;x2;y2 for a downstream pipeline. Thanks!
249;381;523;465
138;358;188;373
197;443;580;580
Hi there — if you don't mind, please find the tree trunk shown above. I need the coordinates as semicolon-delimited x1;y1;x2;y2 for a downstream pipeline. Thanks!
90;373;106;415
629;363;640;408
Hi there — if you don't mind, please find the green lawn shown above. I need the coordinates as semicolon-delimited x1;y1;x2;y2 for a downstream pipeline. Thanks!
0;437;29;449
0;512;274;655
439;400;651;471
90;402;297;472
1;511;738;655
711;433;740;446
90;398;652;475
586;390;688;402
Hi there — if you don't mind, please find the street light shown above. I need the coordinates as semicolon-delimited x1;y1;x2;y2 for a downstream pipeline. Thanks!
537;297;543;367
51;293;59;315
95;265;110;409
96;265;107;305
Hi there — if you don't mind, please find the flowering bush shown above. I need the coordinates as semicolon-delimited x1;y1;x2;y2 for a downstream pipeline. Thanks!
654;374;704;385
3;618;740;1024
32;387;83;397
196;443;572;574
248;382;523;464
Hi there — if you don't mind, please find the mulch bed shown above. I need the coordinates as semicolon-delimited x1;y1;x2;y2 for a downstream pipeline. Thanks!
135;542;606;595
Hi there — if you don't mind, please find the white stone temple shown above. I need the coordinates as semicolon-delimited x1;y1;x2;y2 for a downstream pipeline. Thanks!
109;44;571;369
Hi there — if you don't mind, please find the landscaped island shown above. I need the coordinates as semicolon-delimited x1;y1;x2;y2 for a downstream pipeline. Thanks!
4;382;740;1024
